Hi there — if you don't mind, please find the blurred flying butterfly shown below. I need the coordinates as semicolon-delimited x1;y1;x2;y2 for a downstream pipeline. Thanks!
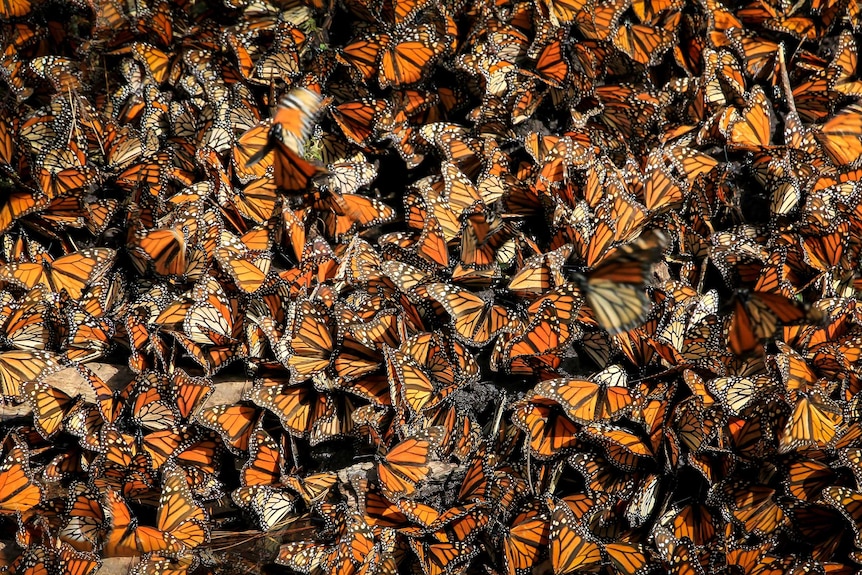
569;226;668;335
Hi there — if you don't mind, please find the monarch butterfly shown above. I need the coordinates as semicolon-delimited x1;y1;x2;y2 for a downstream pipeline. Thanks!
141;430;185;470
317;191;396;242
838;447;862;487
819;486;862;548
425;283;513;346
245;378;316;437
377;432;438;499
227;178;279;227
12;543;101;575
720;86;775;151
612;21;676;66
668;146;719;185
705;375;772;416
458;211;514;269
409;540;479;575
333;235;386;288
385;498;445;533
728;290;810;357
427;502;488;542
830;31;862;97
74;361;130;425
176;436;222;478
815;103;862;166
727;27;779;82
103;464;208;556
175;279;244;374
237;425;283;488
235;483;297;531
783;458;835;502
232;124;273;182
774;341;833;398
98;427;156;498
781;498;846;563
285;472;337;506
659;502;717;547
737;0;818;39
231;428;297;532
20;380;75;438
377;28;448;88
0;349;62;399
529;32;569;88
571;227;668;336
364;488;413;530
778;391;843;453
122;42;170;84
378;0;435;25
0;285;51;351
386;347;432;416
195;404;258;455
215;225;273;294
330;99;391;148
172;369;213;421
720;539;778;575
0;442;43;514
0;0;30;17
37;147;97;199
546;496;602;575
418;122;482;176
714;479;786;538
98;121;147;174
652;526;706;575
579;423;653;471
64;403;107;454
381;219;451;270
129;554;197;575
61;484;104;552
379;106;425;167
64;306;115;364
512;403;580;459
340;511;378;568
43;446;84;482
254;41;304;85
568;451;635;497
593;85;661;142
278;298;336;382
502;502;549;575
800;220;849;276
0;192;48;236
0;248;115;300
343;307;400;352
530;365;634;424
243;88;327;191
601;542;651;575
276;540;336;573
319;151;378;196
508;245;573;295
538;0;587;25
130;372;180;431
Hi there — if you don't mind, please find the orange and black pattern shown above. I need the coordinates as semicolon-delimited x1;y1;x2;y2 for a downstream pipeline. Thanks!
1;0;862;573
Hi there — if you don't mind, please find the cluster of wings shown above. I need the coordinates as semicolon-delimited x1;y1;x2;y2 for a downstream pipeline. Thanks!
1;0;862;573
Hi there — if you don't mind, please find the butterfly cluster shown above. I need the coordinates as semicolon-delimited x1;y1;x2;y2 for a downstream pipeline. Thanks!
2;0;862;573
